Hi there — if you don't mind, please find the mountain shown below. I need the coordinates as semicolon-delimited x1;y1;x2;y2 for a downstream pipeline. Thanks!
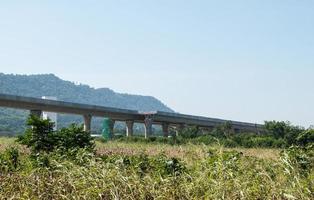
0;73;173;134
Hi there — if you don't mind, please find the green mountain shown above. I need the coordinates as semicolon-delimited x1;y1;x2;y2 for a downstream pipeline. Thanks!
0;73;173;134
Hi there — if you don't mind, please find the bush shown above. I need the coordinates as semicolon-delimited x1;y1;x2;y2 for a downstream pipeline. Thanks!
17;115;56;153
181;126;200;139
0;146;20;172
189;135;218;145
56;124;94;152
17;115;94;154
281;145;314;176
264;121;304;146
297;129;314;146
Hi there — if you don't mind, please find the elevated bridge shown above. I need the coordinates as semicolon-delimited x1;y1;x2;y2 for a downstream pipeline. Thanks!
0;93;264;137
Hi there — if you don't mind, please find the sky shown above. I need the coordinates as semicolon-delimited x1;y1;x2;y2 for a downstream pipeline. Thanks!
0;1;313;127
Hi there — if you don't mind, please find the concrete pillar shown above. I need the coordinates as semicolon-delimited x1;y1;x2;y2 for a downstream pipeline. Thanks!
83;114;92;132
144;115;153;139
30;110;42;118
126;120;134;137
162;123;169;137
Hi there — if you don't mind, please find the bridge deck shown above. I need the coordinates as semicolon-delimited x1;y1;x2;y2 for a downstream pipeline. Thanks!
0;93;263;132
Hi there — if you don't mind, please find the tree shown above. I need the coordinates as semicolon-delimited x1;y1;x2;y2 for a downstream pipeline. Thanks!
297;129;314;146
264;121;304;145
17;115;94;154
18;115;55;153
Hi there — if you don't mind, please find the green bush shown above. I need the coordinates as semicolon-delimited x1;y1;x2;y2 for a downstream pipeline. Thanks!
17;115;94;154
264;120;304;146
281;144;314;176
297;129;314;146
0;146;20;172
56;124;94;152
181;126;200;139
17;115;56;153
230;134;286;148
188;135;216;145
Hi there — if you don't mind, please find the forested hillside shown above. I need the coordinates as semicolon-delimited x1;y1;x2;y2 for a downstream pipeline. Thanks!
0;73;173;134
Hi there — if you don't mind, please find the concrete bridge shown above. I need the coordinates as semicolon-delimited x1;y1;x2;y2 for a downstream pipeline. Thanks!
0;93;264;137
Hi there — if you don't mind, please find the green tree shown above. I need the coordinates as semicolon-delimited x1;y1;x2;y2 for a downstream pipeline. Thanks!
297;129;314;146
18;115;56;153
264;121;304;145
18;115;94;153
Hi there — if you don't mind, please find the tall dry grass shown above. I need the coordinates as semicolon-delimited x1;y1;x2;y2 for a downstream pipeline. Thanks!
0;138;312;199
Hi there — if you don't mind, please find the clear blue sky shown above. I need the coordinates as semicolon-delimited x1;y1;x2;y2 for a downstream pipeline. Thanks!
0;1;313;127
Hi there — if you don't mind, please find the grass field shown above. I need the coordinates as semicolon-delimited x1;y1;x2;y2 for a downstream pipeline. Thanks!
0;137;313;199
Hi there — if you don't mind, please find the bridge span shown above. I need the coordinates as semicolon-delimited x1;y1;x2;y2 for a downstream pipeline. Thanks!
0;93;264;138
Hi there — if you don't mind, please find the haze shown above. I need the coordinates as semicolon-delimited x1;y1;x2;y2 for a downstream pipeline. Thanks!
0;1;313;127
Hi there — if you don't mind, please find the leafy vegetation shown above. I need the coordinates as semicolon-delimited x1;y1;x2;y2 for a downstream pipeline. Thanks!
113;121;312;149
17;115;94;154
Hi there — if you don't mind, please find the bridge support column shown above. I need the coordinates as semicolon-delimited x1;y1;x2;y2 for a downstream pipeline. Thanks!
162;123;169;137
83;114;92;132
144;115;153;139
30;110;42;118
126;120;134;137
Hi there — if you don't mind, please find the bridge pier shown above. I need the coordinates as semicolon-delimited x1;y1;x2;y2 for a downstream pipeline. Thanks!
30;110;42;118
83;114;92;132
162;123;169;137
144;115;153;138
126;120;134;137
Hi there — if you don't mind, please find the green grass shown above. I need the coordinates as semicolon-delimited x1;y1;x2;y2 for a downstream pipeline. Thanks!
0;137;313;199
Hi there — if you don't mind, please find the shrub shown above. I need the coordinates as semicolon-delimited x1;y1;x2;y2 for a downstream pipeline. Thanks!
0;146;20;172
56;124;94;152
17;115;56;153
264;121;304;145
281;145;314;176
189;135;218;145
181;126;200;139
297;129;314;146
17;116;94;154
